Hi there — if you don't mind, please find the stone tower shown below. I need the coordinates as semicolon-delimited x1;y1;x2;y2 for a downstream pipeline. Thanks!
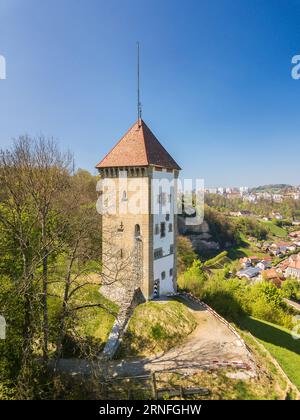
96;119;181;303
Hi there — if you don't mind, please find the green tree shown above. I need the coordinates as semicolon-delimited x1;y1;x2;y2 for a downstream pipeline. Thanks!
178;260;207;297
177;236;197;273
281;279;300;302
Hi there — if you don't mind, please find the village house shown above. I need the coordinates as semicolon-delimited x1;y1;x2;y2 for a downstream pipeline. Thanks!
259;268;283;287
239;256;260;268
261;241;271;251
257;259;273;270
272;196;283;203
237;266;261;280
289;230;300;239
270;241;296;256
239;257;252;268
272;211;284;219
284;254;300;280
229;210;252;217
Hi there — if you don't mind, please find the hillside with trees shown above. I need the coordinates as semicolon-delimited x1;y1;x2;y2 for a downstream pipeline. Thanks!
0;137;114;399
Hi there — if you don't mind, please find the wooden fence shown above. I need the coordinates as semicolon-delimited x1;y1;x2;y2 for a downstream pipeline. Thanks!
101;372;210;400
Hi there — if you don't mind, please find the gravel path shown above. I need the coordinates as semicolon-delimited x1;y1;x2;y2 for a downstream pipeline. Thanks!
284;298;300;312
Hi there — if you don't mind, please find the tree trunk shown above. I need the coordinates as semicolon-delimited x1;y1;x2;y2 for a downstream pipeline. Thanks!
42;218;49;361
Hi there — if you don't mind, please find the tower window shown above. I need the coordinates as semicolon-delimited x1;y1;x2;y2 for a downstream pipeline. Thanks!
135;224;141;238
169;268;173;277
118;221;124;232
161;271;166;280
169;223;173;232
166;213;170;221
158;192;167;206
154;248;163;260
170;244;174;254
160;222;166;238
155;224;159;235
122;190;127;201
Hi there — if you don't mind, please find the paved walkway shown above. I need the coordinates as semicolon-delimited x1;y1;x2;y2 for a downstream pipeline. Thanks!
284;298;300;312
55;296;253;378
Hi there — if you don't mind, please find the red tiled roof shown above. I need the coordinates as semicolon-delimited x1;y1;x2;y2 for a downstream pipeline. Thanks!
263;269;282;280
287;260;300;270
279;260;290;270
289;231;300;237
279;254;300;271
95;119;181;170
264;268;277;278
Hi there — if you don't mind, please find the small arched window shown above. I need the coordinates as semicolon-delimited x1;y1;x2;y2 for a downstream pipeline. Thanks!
135;224;141;239
122;190;127;201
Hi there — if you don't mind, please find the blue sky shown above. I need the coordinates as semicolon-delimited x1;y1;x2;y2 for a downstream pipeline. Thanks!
0;0;300;187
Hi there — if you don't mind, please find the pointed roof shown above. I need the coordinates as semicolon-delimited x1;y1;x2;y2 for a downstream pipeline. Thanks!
95;119;181;170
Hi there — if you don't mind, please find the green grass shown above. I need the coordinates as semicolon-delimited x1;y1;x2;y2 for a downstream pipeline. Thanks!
204;251;232;269
119;301;197;357
75;285;118;343
260;221;288;238
240;316;300;391
227;245;267;260
48;283;118;354
226;234;268;260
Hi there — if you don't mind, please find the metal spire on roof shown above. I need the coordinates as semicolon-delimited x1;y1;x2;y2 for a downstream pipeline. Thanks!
137;41;142;126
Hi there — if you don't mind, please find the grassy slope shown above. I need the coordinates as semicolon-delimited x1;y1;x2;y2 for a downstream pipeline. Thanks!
119;301;197;357
75;285;118;343
48;284;118;352
208;236;269;275
240;316;300;391
260;220;288;238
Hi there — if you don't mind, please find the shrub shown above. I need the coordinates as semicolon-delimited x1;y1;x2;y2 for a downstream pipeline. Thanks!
178;260;207;298
248;282;293;329
235;217;268;241
202;275;248;321
281;279;300;302
177;236;197;273
179;262;294;329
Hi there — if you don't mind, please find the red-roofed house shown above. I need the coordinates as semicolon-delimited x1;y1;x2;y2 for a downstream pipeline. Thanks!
260;269;284;287
285;254;300;280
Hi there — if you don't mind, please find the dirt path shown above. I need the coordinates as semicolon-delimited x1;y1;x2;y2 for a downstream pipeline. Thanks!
284;298;300;312
56;296;253;377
